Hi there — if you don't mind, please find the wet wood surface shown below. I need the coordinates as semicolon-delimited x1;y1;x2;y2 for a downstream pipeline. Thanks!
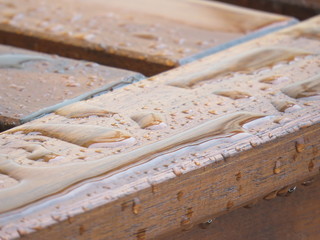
0;44;143;131
159;175;320;240
0;15;320;240
0;0;294;76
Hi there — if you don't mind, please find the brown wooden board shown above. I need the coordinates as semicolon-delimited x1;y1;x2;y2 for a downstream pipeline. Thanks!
159;175;320;240
0;44;143;131
215;0;320;20
0;0;296;76
0;15;320;240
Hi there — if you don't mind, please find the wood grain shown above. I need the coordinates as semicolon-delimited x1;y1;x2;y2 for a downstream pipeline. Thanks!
159;175;320;240
0;0;294;76
4;123;319;240
0;15;320;240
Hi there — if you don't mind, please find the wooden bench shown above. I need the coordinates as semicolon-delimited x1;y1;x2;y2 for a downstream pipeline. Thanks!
0;15;319;239
0;0;296;76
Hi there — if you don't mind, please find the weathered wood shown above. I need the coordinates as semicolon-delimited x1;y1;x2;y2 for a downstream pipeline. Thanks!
0;16;320;240
215;0;320;20
159;175;320;240
0;0;295;76
0;44;143;131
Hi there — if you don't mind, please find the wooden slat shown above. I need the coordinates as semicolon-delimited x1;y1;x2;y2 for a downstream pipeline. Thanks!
0;15;320;240
0;44;143;131
0;0;295;76
159;176;320;240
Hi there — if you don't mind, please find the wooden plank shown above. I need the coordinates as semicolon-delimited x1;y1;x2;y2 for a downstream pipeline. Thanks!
0;15;320;240
158;175;320;240
215;0;320;20
0;44;143;131
0;0;296;76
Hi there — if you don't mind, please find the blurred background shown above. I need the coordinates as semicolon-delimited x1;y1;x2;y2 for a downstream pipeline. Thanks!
215;0;320;19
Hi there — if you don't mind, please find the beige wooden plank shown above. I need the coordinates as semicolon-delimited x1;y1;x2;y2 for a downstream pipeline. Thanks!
0;15;320;240
0;44;143;131
0;0;295;76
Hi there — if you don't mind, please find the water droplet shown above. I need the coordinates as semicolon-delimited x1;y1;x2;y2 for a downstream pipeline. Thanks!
133;33;159;41
273;117;291;125
131;113;167;130
235;146;241;151
273;160;281;174
31;224;43;231
308;160;314;172
180;216;193;231
177;191;184;201
235;172;242;181
136;228;146;240
17;228;29;237
208;110;217;115
132;198;141;215
118;42;132;47
67;215;74;224
9;124;135;148
295;138;305;153
151;184;158;194
0;54;49;68
168;47;311;88
242;115;272;130
46;24;64;33
193;160;200;166
9;84;25;91
55;102;115;118
277;186;288;196
259;75;289;84
79;225;85;235
301;178;314;186
0;173;19;189
260;86;269;91
288;186;297;193
250;140;259;147
22;144;59;162
73;33;95;41
51;213;62;221
226;200;234;210
174;38;185;45
186;207;193;218
173;167;182;176
264;190;278;200
181;109;192;114
271;100;301;113
281;74;320;100
283;25;320;41
65;80;80;87
148;43;166;50
213;90;251;100
121;201;131;211
243;199;258;208
199;219;214;229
